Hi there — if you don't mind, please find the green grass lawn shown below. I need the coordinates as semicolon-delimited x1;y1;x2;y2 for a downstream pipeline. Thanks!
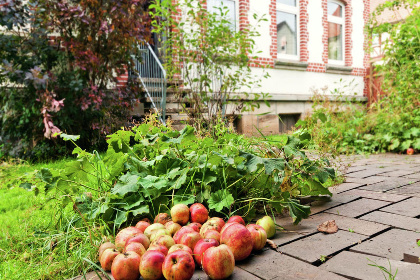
0;159;102;280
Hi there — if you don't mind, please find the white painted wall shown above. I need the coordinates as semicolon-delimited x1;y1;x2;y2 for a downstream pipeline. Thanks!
352;0;365;68
307;0;325;63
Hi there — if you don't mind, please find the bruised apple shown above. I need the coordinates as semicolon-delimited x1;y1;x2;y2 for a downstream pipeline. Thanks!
173;226;195;243
98;242;116;260
202;244;235;280
115;227;143;250
154;213;171;225
100;248;119;271
140;250;165;280
126;232;150;250
200;219;224;237
256;216;276;238
168;244;193;255
111;251;141;280
144;223;166;239
187;222;202;233
124;242;146;258
227;215;245;226
170;204;190;225
162;251;195;280
179;231;202;250
246;224;267;251
135;221;150;233
220;223;253;261
165;221;182;236
193;238;219;265
203;230;221;243
151;234;175;250
189;203;209;224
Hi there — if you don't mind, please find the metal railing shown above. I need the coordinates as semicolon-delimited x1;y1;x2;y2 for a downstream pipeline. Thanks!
133;43;167;124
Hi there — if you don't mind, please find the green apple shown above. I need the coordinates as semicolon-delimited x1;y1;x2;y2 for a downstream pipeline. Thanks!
256;216;276;238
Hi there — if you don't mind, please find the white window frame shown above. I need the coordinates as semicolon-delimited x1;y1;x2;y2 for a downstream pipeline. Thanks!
207;0;239;32
276;0;300;61
327;0;345;65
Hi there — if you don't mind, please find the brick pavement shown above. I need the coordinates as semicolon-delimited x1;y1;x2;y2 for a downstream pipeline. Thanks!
72;154;420;280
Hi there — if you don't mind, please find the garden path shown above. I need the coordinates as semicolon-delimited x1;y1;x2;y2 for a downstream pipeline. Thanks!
73;153;420;280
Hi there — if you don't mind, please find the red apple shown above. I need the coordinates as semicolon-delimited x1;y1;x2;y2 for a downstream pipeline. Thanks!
98;242;116;260
170;204;190;225
100;248;119;271
220;223;253;261
187;222;202;232
227;215;245;226
148;244;169;256
111;251;141;280
193;238;219;265
165;221;182;236
142;217;152;224
151;234;175;250
135;221;150;232
162;251;195;280
256;216;276;238
189;203;209;224
140;250;165;280
124;242;146;258
202;244;235;280
407;148;415;155
220;222;236;235
126;232;150;250
154;213;171;225
168;244;193;255
200;219;224;237
179;231;202;250
115;227;143;250
203;230;221;243
246;224;267;251
208;217;225;229
173;226;195;243
144;223;166;239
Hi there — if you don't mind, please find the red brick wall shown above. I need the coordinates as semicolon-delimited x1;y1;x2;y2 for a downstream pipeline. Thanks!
299;0;309;62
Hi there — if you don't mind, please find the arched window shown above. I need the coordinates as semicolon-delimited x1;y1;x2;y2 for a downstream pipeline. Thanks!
327;0;344;64
276;0;299;59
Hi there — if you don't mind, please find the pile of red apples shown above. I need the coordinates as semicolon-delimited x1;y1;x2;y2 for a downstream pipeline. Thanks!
99;203;276;280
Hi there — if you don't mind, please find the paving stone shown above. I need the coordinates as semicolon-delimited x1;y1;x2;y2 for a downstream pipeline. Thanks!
381;169;419;177
309;194;360;215
325;198;390;218
278;230;366;264
275;213;389;242
380;197;420;217
329;182;364;194
350;228;419;260
345;166;368;174
403;172;420;180
345;167;395;179
321;251;420;280
359;177;415;192
345;175;387;185
192;267;261;280
387;182;420;197
403;247;420;264
71;271;112;280
343;189;409;202
360;210;420;232
237;248;346;280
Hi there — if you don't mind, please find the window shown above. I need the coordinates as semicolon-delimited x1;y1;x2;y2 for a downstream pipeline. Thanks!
276;0;298;59
327;1;344;64
207;0;237;31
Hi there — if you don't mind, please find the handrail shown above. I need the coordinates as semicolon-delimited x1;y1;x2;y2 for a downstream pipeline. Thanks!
133;42;167;124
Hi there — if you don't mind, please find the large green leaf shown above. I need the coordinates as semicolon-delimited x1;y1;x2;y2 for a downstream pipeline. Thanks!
281;197;311;225
111;172;140;196
208;189;234;212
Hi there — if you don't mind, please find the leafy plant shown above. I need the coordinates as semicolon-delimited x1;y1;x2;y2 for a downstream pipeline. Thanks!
24;120;336;229
149;0;270;137
368;258;398;280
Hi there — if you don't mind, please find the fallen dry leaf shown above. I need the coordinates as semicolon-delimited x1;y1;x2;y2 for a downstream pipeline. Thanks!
317;220;338;234
266;239;278;250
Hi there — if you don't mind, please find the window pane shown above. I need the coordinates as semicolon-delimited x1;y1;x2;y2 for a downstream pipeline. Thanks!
208;0;236;31
277;11;297;55
277;0;296;6
328;2;342;17
328;22;343;60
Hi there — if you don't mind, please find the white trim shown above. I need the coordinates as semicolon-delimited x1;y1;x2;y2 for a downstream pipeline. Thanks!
327;0;345;64
276;0;300;60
